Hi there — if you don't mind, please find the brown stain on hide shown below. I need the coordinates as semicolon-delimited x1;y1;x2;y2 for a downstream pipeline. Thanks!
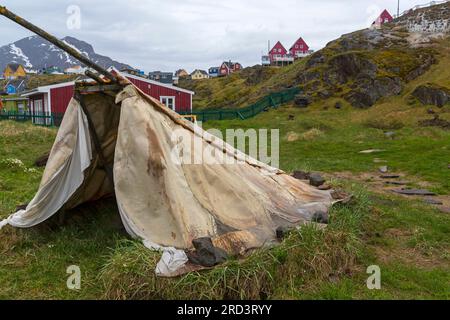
146;123;167;178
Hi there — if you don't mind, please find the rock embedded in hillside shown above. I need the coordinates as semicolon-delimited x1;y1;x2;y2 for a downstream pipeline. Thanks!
288;114;295;121
335;102;343;109
392;189;436;196
345;76;403;108
309;173;326;187
326;53;377;86
419;115;450;129
380;174;401;179
35;152;50;167
412;84;449;107
292;170;310;180
294;94;311;108
306;52;326;68
312;211;329;224
385;181;410;186
317;90;332;99
424;198;443;205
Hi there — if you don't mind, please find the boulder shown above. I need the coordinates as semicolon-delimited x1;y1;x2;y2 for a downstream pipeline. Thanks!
292;170;310;180
328;53;377;85
309;173;326;187
392;189;436;196
306;52;325;68
345;77;403;108
335;101;343;109
412;84;449;107
312;211;329;224
186;237;228;267
294;94;311;108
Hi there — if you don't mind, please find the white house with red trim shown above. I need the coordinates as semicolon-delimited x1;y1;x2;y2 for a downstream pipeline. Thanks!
21;69;195;126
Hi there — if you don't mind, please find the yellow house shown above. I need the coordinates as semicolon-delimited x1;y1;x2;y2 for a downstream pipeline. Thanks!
3;63;27;80
190;69;209;80
175;69;189;78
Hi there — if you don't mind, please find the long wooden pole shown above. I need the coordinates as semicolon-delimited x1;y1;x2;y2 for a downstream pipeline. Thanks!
0;6;117;83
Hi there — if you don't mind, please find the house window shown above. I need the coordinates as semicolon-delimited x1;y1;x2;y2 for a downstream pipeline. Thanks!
295;45;298;49
33;99;44;125
160;96;175;110
300;45;303;49
17;103;25;114
278;48;282;53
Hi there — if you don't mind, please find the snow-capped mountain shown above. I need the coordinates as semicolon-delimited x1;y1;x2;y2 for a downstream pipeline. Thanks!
0;35;132;73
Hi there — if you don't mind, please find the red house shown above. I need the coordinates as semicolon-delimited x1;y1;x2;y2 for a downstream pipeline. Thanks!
268;41;294;66
372;9;394;27
219;61;243;76
289;37;310;58
22;70;195;126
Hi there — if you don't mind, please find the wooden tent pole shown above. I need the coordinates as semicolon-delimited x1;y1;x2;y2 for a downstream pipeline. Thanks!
0;6;118;83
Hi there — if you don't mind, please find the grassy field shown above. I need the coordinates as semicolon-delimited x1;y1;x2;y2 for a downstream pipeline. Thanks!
0;33;449;299
0;86;449;299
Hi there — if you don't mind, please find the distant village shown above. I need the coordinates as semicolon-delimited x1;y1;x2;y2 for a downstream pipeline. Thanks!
0;9;394;120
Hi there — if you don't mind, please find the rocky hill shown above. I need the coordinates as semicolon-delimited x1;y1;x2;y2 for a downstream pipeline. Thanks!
0;35;132;72
180;1;450;110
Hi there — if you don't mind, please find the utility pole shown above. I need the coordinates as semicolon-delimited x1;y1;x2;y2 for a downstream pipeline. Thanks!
397;0;400;17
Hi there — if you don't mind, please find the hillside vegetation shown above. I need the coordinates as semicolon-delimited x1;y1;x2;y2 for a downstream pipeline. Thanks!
180;5;449;110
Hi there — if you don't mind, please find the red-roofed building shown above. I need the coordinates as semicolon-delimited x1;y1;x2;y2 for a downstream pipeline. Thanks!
372;9;394;27
268;41;293;66
289;37;311;59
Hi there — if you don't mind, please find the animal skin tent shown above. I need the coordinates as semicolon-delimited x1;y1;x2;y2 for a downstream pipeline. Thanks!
0;75;335;276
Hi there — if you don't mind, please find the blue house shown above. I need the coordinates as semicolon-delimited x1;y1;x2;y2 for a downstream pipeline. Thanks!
4;79;27;95
208;67;219;78
6;84;17;95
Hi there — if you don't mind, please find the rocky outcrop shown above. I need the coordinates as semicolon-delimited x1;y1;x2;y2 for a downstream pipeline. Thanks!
412;84;449;107
345;77;403;108
395;2;450;33
325;53;377;86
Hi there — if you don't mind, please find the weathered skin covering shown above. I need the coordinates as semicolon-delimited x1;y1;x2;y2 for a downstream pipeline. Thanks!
1;81;334;268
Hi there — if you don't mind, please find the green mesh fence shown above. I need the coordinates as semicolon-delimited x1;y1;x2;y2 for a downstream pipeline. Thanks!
0;111;64;127
180;87;301;121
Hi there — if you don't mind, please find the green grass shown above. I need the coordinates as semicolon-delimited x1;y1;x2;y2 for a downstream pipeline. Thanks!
0;113;448;299
0;39;449;299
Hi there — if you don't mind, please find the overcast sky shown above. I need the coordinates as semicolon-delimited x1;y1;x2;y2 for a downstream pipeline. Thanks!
0;0;423;72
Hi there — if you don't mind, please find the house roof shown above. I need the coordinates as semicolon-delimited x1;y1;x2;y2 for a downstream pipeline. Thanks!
149;71;173;76
372;9;393;24
191;69;208;76
175;69;188;75
269;41;287;54
108;67;195;95
221;61;241;69
21;80;77;97
5;79;26;90
5;63;23;73
289;37;308;50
